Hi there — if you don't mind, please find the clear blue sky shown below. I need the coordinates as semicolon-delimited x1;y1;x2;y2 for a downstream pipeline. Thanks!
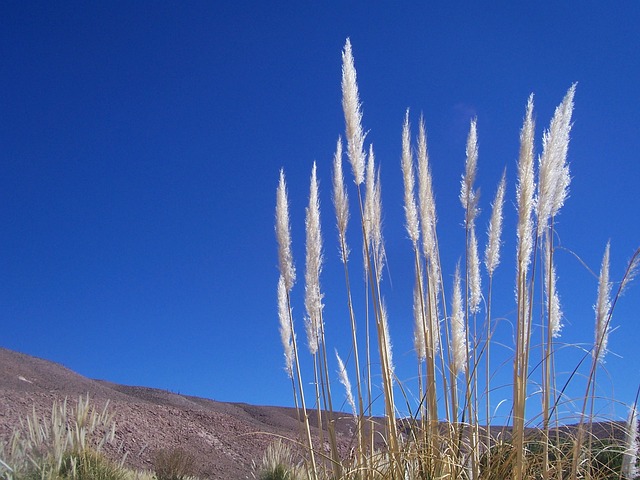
2;2;640;422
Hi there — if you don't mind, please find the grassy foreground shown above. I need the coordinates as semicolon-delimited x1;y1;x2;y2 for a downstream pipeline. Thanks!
0;395;202;480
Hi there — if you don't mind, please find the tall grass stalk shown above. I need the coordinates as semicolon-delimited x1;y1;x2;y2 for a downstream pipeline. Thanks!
332;137;367;473
416;115;446;438
622;404;639;480
571;245;640;480
303;161;342;478
275;170;318;480
460;119;481;480
483;168;507;465
513;94;536;480
536;83;575;480
402;111;440;458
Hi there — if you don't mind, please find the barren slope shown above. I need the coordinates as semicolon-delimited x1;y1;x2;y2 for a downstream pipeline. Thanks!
0;348;356;479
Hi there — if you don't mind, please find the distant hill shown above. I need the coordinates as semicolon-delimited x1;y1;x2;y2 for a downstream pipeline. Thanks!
0;347;356;479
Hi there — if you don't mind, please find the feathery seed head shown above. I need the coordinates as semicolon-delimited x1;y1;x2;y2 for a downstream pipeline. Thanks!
594;241;612;363
401;109;420;245
372;161;386;282
544;238;563;338
364;146;375;245
364;145;385;281
485;169;506;276
304;162;324;355
304;314;319;356
451;262;468;375
537;84;576;235
430;295;441;357
417;118;438;259
335;350;357;418
620;248;640;297
622;405;639;480
417;117;442;302
413;279;426;361
277;276;294;379
402;109;420;247
276;170;296;292
461;118;480;228
516;95;536;277
380;300;395;384
341;39;365;185
332;137;350;257
469;227;482;315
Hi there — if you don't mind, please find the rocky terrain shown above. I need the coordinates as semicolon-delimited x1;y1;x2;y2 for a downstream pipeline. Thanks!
0;347;359;479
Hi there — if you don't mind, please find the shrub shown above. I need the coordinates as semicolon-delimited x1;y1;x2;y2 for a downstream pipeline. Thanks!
152;448;195;480
59;448;126;480
252;441;302;480
0;395;121;480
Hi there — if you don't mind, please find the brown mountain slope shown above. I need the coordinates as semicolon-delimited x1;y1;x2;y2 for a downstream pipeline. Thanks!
0;347;356;479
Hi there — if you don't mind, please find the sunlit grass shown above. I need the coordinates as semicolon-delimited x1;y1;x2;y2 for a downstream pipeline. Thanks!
273;39;640;480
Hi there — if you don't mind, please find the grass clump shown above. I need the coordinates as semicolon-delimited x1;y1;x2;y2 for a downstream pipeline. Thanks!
251;440;303;480
152;448;195;480
58;448;126;480
0;395;124;480
273;38;640;480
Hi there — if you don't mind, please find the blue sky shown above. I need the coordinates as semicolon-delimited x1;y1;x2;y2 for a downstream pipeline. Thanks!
2;2;640;422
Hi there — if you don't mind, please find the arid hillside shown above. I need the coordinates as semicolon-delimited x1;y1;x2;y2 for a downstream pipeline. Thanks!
0;347;358;479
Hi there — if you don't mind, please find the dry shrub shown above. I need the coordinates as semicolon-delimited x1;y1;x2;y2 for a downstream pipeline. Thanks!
152;448;195;480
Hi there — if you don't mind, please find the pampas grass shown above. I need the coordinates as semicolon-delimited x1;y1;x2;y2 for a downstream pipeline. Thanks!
273;39;640;480
0;395;124;480
341;38;365;186
622;405;639;480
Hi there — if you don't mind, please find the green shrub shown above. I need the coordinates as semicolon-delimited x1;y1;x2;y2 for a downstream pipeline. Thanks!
59;449;126;480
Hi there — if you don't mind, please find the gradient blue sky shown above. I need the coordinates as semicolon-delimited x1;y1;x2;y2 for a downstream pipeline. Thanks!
2;2;640;422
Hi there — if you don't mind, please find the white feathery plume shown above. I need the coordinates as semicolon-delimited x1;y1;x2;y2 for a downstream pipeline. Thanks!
469;226;482;315
364;145;386;283
413;279;426;361
451;262;468;375
372;166;386;283
417;116;438;266
341;38;366;185
332;137;350;261
276;170;296;292
416;117;442;344
277;276;294;378
516;95;536;277
537;84;576;236
594;242;612;363
380;300;395;384
401;109;420;246
544;239;563;338
621;250;640;297
485;170;506;277
460;118;480;228
363;145;375;257
304;316;319;356
430;301;441;359
304;162;324;355
335;350;357;418
622;404;639;480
